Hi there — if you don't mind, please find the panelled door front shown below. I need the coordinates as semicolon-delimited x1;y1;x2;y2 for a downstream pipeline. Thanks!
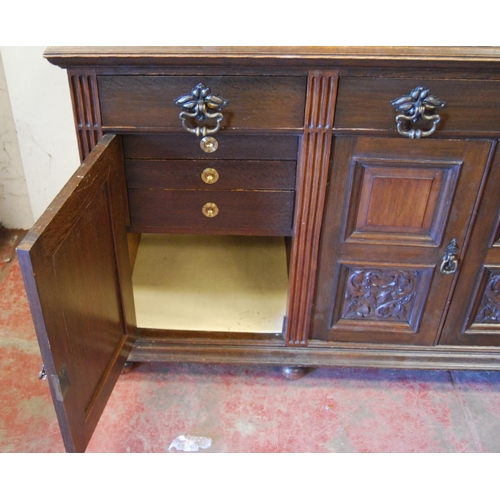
17;135;136;452
439;146;500;346
312;136;493;346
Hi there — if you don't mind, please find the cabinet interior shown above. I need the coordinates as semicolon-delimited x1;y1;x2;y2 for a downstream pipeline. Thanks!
128;233;290;334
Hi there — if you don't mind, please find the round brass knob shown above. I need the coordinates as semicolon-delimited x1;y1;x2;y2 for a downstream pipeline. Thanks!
200;136;219;153
201;168;219;185
202;202;219;218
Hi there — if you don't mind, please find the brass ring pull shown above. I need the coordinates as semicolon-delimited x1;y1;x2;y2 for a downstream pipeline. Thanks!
201;168;219;185
391;86;446;139
440;238;459;275
174;83;228;152
202;202;219;218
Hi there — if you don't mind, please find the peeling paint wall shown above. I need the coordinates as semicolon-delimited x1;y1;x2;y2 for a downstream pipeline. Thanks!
0;52;33;229
0;47;80;226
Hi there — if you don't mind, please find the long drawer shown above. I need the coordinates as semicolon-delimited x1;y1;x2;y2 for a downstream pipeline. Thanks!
334;77;500;135
99;75;307;131
128;189;295;235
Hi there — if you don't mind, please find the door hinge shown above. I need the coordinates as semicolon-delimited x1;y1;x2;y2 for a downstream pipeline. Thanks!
50;364;70;402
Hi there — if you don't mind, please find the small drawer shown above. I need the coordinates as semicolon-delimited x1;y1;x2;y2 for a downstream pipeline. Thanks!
125;160;296;191
98;75;306;131
122;134;300;160
334;77;500;135
127;189;294;236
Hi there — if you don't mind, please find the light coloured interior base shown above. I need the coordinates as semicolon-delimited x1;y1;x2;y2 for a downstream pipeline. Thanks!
132;234;289;333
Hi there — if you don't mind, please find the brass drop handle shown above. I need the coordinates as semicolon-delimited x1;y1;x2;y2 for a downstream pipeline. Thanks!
440;238;459;275
391;86;446;139
202;202;219;218
201;168;219;185
174;83;228;152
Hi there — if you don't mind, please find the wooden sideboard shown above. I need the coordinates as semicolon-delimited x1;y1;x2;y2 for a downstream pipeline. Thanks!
17;47;500;452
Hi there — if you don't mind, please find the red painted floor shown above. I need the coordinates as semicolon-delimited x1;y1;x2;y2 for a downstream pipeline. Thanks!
2;227;500;453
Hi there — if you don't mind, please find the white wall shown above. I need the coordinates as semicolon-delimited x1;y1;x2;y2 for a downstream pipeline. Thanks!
0;52;33;229
0;46;80;228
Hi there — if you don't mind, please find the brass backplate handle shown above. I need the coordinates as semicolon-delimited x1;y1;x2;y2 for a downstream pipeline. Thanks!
391;86;446;139
440;238;459;275
174;83;228;151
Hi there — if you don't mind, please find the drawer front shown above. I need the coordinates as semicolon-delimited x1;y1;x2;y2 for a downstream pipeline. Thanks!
334;77;500;134
128;190;294;235
122;134;300;160
99;75;306;130
125;160;296;190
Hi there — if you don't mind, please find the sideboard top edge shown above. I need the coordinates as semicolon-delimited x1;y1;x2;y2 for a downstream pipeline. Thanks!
43;46;500;68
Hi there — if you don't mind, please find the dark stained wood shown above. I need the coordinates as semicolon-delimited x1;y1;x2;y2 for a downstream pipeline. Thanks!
44;46;500;71
285;71;338;346
128;328;500;371
343;158;461;247
67;69;103;161
19;48;500;452
122;133;299;160
335;77;500;135
312;136;493;345
16;135;136;453
98;75;306;131
127;189;294;236
125;159;296;190
281;366;309;379
439;145;500;345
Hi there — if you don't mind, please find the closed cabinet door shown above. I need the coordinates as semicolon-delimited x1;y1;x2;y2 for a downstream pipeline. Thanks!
311;136;493;346
439;147;500;346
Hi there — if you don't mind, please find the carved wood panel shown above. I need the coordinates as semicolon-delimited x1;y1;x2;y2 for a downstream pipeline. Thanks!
68;69;103;161
335;265;433;335
474;269;500;324
446;265;500;339
312;136;492;346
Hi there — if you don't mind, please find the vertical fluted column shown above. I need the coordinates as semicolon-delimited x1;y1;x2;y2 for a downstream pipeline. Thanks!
68;69;103;161
285;71;339;346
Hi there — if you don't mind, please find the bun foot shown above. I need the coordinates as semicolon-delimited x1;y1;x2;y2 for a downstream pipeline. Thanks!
281;366;309;380
122;361;138;374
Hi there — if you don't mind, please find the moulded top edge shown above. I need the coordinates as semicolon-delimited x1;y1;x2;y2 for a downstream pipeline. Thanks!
43;46;500;68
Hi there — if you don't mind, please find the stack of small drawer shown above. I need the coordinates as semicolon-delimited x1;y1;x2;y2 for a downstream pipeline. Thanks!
97;75;308;236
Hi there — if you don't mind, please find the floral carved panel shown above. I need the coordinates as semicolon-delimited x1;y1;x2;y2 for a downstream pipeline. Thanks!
342;268;419;322
474;272;500;324
331;264;434;334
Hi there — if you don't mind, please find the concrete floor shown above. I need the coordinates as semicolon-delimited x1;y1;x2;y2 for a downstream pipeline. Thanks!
2;227;500;453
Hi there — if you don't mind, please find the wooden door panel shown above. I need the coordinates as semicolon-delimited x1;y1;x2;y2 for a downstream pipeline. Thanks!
17;135;136;452
440;148;500;346
312;136;492;346
344;159;460;247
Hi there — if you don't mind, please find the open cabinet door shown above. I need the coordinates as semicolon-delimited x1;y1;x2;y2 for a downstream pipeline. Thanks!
17;135;136;452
